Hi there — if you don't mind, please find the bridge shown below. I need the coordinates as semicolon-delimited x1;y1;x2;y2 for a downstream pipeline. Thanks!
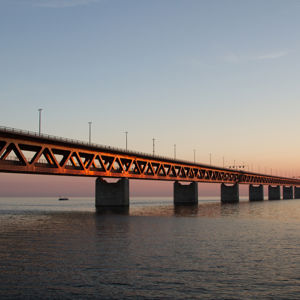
1;126;300;207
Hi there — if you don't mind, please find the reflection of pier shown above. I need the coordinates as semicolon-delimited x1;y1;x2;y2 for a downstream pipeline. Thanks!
1;126;300;208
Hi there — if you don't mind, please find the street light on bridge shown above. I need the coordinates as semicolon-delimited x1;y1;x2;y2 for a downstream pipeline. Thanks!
88;122;92;144
38;108;42;135
174;144;176;159
152;138;155;156
124;131;128;150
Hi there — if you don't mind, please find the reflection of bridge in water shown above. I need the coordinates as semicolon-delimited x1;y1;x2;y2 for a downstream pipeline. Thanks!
1;126;300;208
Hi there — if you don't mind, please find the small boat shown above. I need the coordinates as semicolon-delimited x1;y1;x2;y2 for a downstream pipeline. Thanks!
58;197;69;201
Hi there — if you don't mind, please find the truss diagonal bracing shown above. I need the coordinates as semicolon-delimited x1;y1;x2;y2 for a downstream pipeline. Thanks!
0;128;300;186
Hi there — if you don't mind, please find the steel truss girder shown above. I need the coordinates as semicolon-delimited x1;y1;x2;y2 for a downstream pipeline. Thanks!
0;134;299;186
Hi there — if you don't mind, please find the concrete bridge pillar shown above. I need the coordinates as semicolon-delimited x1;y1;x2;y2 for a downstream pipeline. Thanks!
268;185;281;200
294;186;300;199
174;181;198;205
221;183;239;203
249;184;264;201
283;186;293;200
95;177;129;208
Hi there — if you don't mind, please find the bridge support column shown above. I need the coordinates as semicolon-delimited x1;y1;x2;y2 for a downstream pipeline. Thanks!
283;186;293;200
221;183;239;203
95;178;129;208
174;181;198;205
294;186;300;199
249;184;264;201
268;185;281;200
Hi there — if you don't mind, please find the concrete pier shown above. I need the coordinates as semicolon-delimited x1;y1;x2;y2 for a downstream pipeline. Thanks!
221;183;239;203
174;181;198;205
95;177;129;207
294;186;300;199
268;185;281;200
249;184;264;201
283;186;293;200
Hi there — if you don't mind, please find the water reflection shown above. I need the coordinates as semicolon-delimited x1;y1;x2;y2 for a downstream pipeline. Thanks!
96;207;129;215
129;201;242;218
220;202;241;217
173;204;199;216
129;199;300;222
2;198;300;299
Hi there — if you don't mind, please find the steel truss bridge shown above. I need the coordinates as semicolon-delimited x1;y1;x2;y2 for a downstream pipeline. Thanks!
0;126;299;187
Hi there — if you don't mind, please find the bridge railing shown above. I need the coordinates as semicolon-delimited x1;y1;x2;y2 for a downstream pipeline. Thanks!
1;125;215;169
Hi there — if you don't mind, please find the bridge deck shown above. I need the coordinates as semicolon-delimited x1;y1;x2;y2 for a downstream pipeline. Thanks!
0;126;299;186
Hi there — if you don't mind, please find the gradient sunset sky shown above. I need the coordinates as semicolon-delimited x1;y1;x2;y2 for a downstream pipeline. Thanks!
1;0;300;196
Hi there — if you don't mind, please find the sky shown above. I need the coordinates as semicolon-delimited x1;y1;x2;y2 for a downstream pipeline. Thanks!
1;0;300;196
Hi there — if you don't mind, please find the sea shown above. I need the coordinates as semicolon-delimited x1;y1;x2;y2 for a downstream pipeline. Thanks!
1;196;300;299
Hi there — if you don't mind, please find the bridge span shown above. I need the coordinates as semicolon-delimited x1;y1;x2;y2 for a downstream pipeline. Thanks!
1;126;300;207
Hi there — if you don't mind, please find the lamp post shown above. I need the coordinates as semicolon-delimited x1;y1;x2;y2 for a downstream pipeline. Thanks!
152;138;155;156
125;131;128;151
38;108;42;135
174;144;176;159
88;122;92;144
193;149;196;164
209;153;212;165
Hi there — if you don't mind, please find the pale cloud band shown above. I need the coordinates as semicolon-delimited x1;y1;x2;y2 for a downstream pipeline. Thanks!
224;50;291;63
255;51;290;60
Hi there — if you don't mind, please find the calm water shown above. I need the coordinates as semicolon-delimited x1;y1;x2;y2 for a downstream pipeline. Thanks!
1;197;300;299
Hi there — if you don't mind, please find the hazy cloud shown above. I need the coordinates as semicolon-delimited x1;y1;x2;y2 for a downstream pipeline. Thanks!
224;50;290;63
32;0;100;8
254;51;290;60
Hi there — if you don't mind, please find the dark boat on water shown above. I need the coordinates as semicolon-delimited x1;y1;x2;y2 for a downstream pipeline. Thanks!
58;197;69;201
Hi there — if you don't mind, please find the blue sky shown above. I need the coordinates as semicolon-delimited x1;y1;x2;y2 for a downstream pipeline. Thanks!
1;0;300;195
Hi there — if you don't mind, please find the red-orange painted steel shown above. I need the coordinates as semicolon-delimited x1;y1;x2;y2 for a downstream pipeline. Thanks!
0;127;299;186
